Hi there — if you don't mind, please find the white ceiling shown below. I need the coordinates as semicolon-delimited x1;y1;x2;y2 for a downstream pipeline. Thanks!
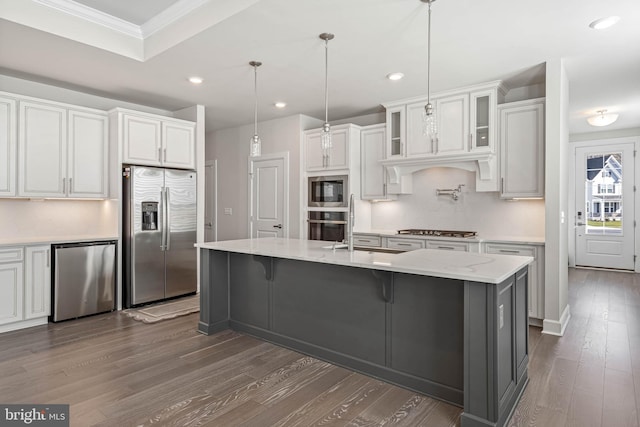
0;0;639;134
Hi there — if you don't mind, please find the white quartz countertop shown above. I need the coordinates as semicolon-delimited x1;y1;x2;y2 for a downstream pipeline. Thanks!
0;235;118;247
197;238;533;284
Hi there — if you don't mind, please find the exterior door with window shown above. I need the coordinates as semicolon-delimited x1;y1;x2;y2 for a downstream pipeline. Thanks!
249;154;288;238
575;143;635;270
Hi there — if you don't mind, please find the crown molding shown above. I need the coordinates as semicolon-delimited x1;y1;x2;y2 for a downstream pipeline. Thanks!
142;0;211;38
33;0;143;39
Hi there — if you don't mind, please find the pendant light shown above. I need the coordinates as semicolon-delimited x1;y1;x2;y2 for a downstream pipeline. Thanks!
249;61;262;157
421;0;437;140
319;33;334;151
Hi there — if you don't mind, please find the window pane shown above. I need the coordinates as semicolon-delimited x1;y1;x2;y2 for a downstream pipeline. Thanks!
585;153;622;235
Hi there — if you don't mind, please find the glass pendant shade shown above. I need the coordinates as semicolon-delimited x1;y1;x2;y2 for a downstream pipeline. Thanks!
250;134;261;157
321;122;332;151
422;102;437;139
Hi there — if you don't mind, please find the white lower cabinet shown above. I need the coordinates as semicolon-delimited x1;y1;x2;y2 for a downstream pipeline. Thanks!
0;248;24;327
0;245;50;333
387;238;424;251
25;245;51;319
484;242;544;320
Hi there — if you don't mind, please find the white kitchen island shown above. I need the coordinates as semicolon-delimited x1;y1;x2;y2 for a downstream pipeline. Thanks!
197;238;533;427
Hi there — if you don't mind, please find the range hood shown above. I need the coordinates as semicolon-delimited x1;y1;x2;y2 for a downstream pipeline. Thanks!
380;153;498;194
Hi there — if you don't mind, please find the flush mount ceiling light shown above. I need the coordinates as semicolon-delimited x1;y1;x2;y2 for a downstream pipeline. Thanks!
275;102;287;108
589;16;620;30
249;61;262;157
387;72;404;81
319;32;335;151
188;76;203;84
420;0;437;141
587;109;619;127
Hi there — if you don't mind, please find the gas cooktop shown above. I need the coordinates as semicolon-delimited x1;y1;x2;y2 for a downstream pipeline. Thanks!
397;229;477;238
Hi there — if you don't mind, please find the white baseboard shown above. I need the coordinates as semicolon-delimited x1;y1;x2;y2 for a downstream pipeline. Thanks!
542;304;571;336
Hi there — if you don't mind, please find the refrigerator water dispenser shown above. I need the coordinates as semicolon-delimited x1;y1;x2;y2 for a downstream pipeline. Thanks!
141;202;158;230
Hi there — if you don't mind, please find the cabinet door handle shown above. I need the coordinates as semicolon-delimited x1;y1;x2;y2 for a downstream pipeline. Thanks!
69;177;73;194
62;178;66;194
436;246;455;250
469;133;473;147
396;243;412;247
163;148;167;162
501;177;504;193
158;147;162;162
499;249;521;254
46;249;49;268
383;183;387;196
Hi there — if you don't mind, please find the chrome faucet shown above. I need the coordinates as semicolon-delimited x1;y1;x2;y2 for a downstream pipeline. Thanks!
347;193;355;252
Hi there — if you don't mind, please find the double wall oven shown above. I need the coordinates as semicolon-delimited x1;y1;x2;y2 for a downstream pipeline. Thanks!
307;175;348;242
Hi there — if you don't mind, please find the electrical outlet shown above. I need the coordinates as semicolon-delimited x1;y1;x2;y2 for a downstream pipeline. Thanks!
224;208;232;215
499;304;504;329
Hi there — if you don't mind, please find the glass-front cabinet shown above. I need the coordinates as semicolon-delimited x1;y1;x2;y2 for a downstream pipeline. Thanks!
385;105;405;158
470;90;494;152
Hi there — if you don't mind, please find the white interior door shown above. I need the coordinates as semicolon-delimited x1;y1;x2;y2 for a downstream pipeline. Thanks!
250;154;288;238
575;143;635;270
204;160;217;242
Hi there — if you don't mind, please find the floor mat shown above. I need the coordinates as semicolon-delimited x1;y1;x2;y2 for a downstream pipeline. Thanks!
123;295;199;323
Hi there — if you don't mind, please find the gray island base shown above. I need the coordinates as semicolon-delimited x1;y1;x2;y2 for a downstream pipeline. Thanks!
197;238;532;427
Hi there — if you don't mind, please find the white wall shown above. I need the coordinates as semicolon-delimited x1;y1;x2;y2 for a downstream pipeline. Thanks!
207;114;322;241
0;199;118;240
369;167;545;237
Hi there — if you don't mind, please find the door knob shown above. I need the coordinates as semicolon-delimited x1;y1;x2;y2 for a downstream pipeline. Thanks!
273;224;283;229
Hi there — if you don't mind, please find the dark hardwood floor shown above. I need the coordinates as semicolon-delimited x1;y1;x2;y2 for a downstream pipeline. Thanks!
1;268;638;426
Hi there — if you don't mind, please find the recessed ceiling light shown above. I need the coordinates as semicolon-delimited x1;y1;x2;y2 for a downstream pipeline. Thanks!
587;109;619;127
387;72;404;81
589;16;620;30
275;102;287;108
188;76;203;84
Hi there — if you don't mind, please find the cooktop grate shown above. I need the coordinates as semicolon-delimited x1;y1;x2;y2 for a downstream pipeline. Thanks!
397;229;477;238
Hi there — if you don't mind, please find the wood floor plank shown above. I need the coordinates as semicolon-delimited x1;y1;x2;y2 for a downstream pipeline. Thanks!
304;379;392;426
343;387;416;426
602;368;639;427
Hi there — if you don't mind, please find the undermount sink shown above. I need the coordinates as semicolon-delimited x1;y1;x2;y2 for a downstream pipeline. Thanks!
322;244;403;254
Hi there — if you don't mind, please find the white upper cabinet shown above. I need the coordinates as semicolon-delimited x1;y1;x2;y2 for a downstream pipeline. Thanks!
406;94;469;156
499;98;545;199
360;124;395;201
305;125;349;171
434;93;469;155
0;96;17;197
122;114;161;165
386;106;406;158
68;110;109;198
470;90;495;153
10;94;109;199
162;121;195;169
18;100;68;197
406;101;433;156
119;110;196;169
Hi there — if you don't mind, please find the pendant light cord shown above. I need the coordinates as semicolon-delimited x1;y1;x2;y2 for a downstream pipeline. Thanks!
254;64;258;135
427;1;432;105
324;37;329;124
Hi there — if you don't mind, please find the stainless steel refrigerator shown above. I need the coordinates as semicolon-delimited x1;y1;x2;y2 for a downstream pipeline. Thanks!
123;165;197;307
